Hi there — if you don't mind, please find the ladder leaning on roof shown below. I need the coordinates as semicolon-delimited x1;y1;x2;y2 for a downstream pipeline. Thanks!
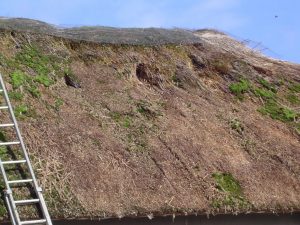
0;73;52;225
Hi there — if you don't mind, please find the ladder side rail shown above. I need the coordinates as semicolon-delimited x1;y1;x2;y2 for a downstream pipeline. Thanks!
0;74;53;225
36;191;52;225
5;194;17;225
0;158;21;224
0;74;39;189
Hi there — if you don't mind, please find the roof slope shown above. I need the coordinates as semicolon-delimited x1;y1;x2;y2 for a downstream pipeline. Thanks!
0;19;299;220
0;17;202;45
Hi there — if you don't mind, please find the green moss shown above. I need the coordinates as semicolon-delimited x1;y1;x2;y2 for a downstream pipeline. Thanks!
10;70;27;89
28;86;41;98
285;93;300;105
212;173;242;196
258;78;276;93
253;88;275;99
34;74;54;87
109;112;133;128
288;83;300;93
228;76;300;126
229;79;251;99
5;45;70;103
258;100;298;122
12;45;65;88
15;46;55;87
123;116;132;128
211;172;250;210
54;98;64;111
14;104;36;119
15;45;51;76
2;47;71;117
8;91;24;101
14;104;28;118
109;111;122;122
5;58;21;70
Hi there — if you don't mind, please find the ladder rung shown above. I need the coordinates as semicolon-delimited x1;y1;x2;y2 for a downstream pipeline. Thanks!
20;219;47;225
2;159;27;165
0;75;52;225
0;123;14;128
8;179;33;184
0;141;20;146
15;199;40;205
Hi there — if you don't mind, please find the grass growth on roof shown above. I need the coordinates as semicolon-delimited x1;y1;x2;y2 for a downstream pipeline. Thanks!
10;70;27;89
109;111;133;128
253;88;275;99
288;82;300;93
34;74;54;87
258;100;297;122
123;116;132;128
5;45;69;92
229;79;251;99
3;45;73;108
27;86;41;98
285;93;300;105
212;173;242;196
228;78;300;132
211;172;250;210
8;91;24;101
14;104;36;119
14;104;28;118
258;78;277;93
15;45;52;77
54;98;64;111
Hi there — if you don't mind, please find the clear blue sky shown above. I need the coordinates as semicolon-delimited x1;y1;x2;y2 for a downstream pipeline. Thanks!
1;0;299;63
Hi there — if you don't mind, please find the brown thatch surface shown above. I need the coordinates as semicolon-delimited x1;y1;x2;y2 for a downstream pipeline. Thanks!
0;17;202;45
0;19;299;221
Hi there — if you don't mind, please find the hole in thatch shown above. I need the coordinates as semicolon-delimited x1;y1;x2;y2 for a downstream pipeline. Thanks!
69;42;80;51
136;63;148;81
253;65;273;76
135;63;163;87
189;54;206;70
64;74;81;88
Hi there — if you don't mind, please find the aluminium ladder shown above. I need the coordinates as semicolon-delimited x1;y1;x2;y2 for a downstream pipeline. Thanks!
0;73;52;225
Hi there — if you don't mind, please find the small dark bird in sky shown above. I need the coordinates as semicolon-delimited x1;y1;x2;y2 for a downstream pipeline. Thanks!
275;15;278;18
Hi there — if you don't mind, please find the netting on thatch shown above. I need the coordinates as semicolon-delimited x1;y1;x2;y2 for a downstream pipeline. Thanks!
0;17;203;45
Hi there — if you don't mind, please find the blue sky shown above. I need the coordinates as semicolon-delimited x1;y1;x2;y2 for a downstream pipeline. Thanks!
0;0;299;63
